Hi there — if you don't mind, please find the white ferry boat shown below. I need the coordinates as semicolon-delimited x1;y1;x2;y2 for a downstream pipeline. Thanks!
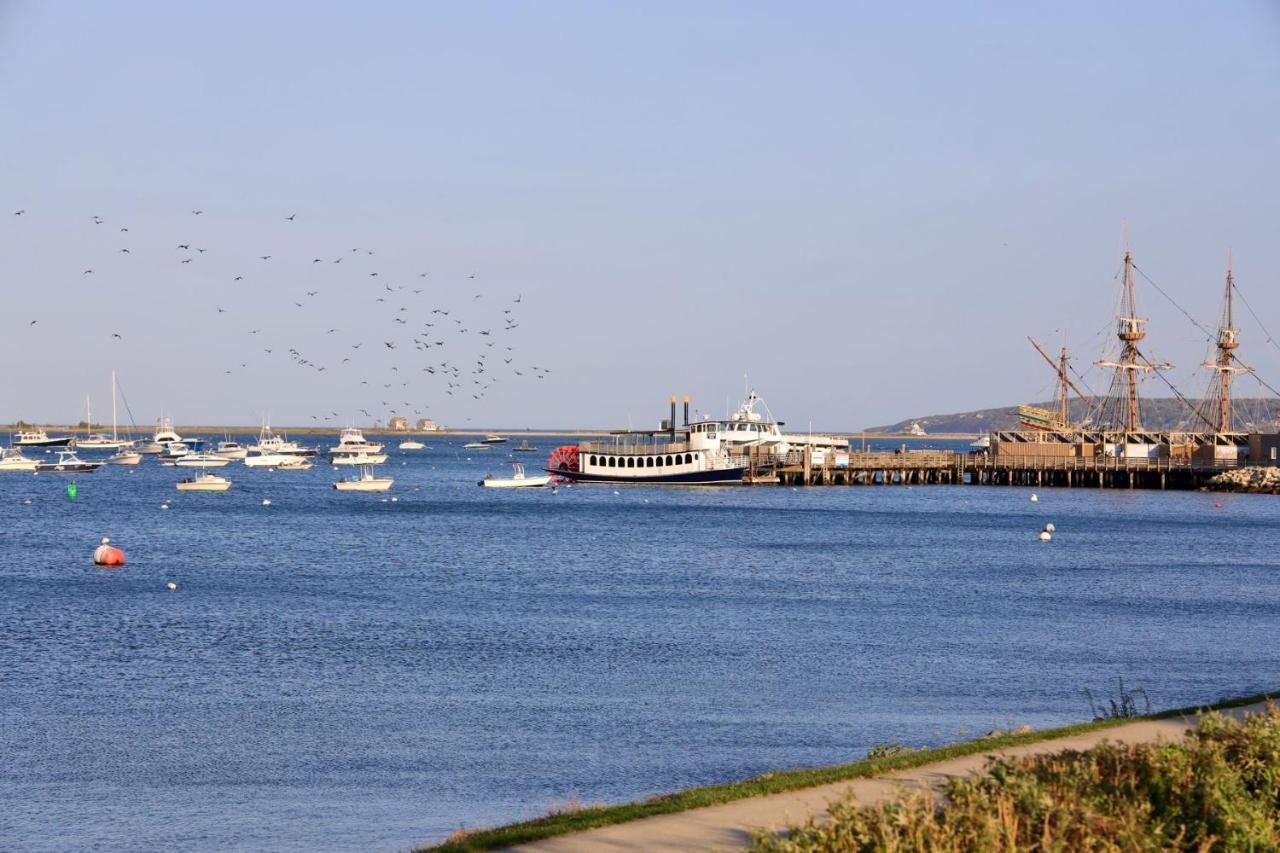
546;397;748;485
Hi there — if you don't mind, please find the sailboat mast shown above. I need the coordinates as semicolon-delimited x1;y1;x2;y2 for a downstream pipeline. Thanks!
111;370;119;441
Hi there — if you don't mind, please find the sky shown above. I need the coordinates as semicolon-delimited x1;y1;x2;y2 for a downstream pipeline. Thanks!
2;1;1279;431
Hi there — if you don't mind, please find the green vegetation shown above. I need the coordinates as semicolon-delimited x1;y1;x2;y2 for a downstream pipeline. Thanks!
419;691;1273;852
752;704;1280;852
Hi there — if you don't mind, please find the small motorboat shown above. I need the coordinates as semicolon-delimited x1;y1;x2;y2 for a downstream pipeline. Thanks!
399;440;426;450
177;472;231;492
162;441;192;460
329;427;384;456
480;461;551;489
0;447;39;472
462;442;491;451
482;434;508;444
244;450;294;468
512;440;538;453
175;452;231;468
277;458;313;470
106;444;143;465
214;439;249;460
36;450;102;474
331;452;388;466
334;464;393;492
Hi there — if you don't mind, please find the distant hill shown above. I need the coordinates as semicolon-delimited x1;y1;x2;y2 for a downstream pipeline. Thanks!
863;398;1279;435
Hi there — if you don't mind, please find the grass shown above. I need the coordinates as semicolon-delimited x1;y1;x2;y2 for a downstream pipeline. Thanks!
418;689;1274;851
751;703;1280;852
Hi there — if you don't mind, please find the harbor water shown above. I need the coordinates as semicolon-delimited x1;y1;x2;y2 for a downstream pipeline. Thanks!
2;436;1278;851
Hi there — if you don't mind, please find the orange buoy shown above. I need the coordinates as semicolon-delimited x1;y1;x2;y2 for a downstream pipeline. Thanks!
93;536;126;567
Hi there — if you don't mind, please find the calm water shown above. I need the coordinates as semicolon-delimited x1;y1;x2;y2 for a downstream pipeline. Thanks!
2;436;1278;851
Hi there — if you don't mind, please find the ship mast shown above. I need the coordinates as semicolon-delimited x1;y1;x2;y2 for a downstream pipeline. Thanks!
1202;256;1250;433
1096;236;1168;432
1028;334;1089;427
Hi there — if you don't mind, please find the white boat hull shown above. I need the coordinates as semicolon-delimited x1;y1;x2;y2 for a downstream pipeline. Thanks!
0;459;39;472
244;454;292;467
177;478;231;492
481;475;551;489
107;452;142;465
175;456;231;468
332;453;388;466
334;478;394;492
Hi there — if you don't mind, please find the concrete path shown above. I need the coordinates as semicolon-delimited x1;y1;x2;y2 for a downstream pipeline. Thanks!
509;701;1267;853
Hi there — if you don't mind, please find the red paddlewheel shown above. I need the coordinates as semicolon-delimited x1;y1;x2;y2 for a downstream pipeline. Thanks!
548;445;580;473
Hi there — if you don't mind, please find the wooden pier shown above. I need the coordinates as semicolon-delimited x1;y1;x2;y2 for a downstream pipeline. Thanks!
755;448;1244;490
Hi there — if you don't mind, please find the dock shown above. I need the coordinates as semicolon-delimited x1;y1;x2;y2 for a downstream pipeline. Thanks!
753;447;1248;490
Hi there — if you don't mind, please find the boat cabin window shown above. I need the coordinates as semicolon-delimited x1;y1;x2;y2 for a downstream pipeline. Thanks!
657;456;664;467
684;453;693;464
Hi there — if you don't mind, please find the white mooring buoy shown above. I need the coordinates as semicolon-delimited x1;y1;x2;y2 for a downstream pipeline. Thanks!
1044;523;1056;533
261;498;271;507
166;582;177;591
1030;493;1039;503
1039;531;1052;541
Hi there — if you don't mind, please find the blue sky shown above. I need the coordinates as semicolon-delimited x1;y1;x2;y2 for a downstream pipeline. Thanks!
3;2;1278;429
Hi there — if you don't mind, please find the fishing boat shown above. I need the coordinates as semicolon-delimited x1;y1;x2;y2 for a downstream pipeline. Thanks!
13;429;73;448
161;441;192;461
399;440;426;450
333;464;393;492
0;447;39;472
461;441;491;450
511;439;538;453
482;434;508;444
214;439;249;460
176;471;231;492
249;422;317;458
277;458;313;470
546;396;748;485
144;417;204;454
329;426;383;456
36;450;101;474
331;451;388;466
175;452;231;468
480;461;551;489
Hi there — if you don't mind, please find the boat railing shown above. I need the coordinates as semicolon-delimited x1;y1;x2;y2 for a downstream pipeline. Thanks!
580;440;689;456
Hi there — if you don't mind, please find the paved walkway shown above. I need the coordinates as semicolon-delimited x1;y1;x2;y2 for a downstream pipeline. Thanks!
510;701;1267;852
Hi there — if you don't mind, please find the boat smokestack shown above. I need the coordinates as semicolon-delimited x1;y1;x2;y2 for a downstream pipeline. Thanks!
670;396;677;441
683;396;690;426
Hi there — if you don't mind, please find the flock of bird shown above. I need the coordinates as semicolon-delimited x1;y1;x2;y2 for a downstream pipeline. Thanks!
11;208;553;425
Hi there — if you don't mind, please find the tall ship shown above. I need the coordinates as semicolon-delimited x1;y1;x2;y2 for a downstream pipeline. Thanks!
546;396;749;485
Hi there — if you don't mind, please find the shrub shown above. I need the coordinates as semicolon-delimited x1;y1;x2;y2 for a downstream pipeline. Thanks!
753;706;1280;852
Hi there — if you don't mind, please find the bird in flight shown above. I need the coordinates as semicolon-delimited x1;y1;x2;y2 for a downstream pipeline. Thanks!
259;255;271;260
192;209;204;215
13;210;24;216
83;269;94;274
177;244;190;249
120;248;130;254
286;213;296;221
234;276;243;281
28;319;37;325
112;333;122;340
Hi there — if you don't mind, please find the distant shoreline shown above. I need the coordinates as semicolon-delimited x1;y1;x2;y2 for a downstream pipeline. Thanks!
0;424;981;440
